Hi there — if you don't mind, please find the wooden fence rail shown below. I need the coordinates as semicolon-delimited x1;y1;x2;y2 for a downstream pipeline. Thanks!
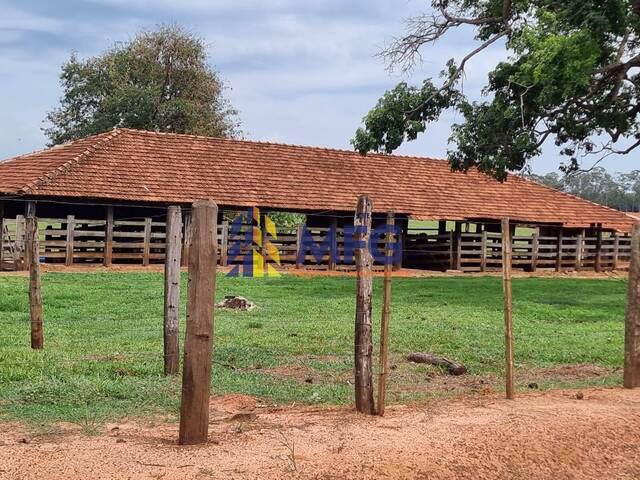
0;216;632;272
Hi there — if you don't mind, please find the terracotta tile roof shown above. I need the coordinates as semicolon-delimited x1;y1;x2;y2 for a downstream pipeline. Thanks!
0;128;634;231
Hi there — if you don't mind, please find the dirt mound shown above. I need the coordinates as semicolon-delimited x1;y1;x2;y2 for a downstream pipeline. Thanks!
1;388;640;479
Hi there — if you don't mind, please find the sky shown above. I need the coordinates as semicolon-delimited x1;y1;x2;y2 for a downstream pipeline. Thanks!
0;0;636;174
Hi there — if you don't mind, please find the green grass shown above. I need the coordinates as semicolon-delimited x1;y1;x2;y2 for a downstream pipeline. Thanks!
0;272;627;428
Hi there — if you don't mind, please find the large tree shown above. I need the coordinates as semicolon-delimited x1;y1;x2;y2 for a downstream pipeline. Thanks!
44;25;239;145
352;1;640;180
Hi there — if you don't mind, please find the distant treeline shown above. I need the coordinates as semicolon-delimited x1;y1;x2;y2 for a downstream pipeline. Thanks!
527;167;640;212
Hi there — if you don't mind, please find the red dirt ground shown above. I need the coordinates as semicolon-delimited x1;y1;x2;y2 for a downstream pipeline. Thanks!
1;387;639;480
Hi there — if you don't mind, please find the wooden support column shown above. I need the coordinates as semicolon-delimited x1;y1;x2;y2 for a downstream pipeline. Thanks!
613;233;620;271
480;230;488;272
142;217;152;266
65;215;75;266
104;207;114;267
624;222;640;388
220;220;229;267
454;222;462;270
531;228;540;272
438;220;447;236
25;202;43;349
501;218;514;399
556;228;563;272
15;214;25;270
377;211;394;416
295;224;304;269
164;206;182;376
181;211;192;267
0;201;4;271
595;224;603;273
576;231;584;270
329;216;338;271
354;195;375;415
178;199;218;445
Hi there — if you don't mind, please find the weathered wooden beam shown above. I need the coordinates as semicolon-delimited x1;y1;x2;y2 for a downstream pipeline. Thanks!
354;195;375;415
65;215;75;267
595;224;603;273
625;222;640;388
531;228;539;272
329;216;338;271
377;211;394;416
295;224;304;269
576;231;584;270
15;214;25;270
555;228;563;272
164;206;182;376
25;202;43;349
104;207;114;267
502;218;514;400
142;217;152;266
613;232;620;271
220;220;229;267
178;199;218;445
0;201;4;271
181;211;192;267
454;222;462;270
480;230;487;272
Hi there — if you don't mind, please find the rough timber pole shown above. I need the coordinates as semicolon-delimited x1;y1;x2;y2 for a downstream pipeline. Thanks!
354;195;375;415
624;222;640;388
377;211;394;416
25;201;43;350
178;199;218;445
164;206;182;376
502;218;514;399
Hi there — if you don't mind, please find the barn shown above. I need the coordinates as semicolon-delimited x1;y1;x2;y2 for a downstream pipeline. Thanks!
0;128;634;272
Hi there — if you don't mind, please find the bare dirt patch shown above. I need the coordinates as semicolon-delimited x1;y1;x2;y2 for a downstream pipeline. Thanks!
2;388;639;480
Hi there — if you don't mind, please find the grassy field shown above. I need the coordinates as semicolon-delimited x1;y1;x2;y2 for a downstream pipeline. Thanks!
0;271;627;429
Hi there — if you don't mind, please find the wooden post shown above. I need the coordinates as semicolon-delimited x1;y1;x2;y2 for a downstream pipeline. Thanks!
449;230;455;270
377;211;394;416
25;202;43;350
178;199;218;445
15;214;25;270
613;233;620;271
0;202;4;271
454;222;462;270
531;228;539;272
329;216;338;271
295;224;304;269
393;222;403;271
576;231;584;270
142;217;152;266
220;220;229;267
501;218;514;399
164;206;182;376
354;195;375;415
556;228;563;272
65;215;75;266
480;230;487;272
181;211;192;267
625;222;640;388
104;206;114;267
595;224;603;273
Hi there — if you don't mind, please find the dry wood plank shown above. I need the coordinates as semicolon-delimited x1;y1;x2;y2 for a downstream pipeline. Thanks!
328;216;338;270
480;230;487;272
178;199;218;445
104;207;114;267
65;215;75;266
25;202;43;349
220;220;229;267
595;224;603;273
377;211;394;416
556;228;563;272
15;215;25;270
531;229;539;272
625;222;640;388
181;211;192;268
295;224;304;269
576;231;584;270
164;206;182;376
354;195;375;415
502;218;514;400
613;233;620;271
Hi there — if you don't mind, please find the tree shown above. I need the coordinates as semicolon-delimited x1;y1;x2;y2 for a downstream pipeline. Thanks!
44;25;239;145
353;1;640;180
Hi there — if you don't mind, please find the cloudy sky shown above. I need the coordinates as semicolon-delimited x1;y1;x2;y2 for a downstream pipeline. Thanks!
0;0;635;174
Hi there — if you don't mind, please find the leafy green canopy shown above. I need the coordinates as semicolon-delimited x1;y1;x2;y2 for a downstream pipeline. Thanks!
353;1;640;180
44;25;239;145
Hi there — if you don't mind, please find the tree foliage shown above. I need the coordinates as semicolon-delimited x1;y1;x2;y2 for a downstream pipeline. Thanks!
353;1;640;180
44;25;239;145
530;168;640;211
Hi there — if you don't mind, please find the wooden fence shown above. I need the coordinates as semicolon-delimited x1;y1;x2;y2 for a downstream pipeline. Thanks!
0;216;632;272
